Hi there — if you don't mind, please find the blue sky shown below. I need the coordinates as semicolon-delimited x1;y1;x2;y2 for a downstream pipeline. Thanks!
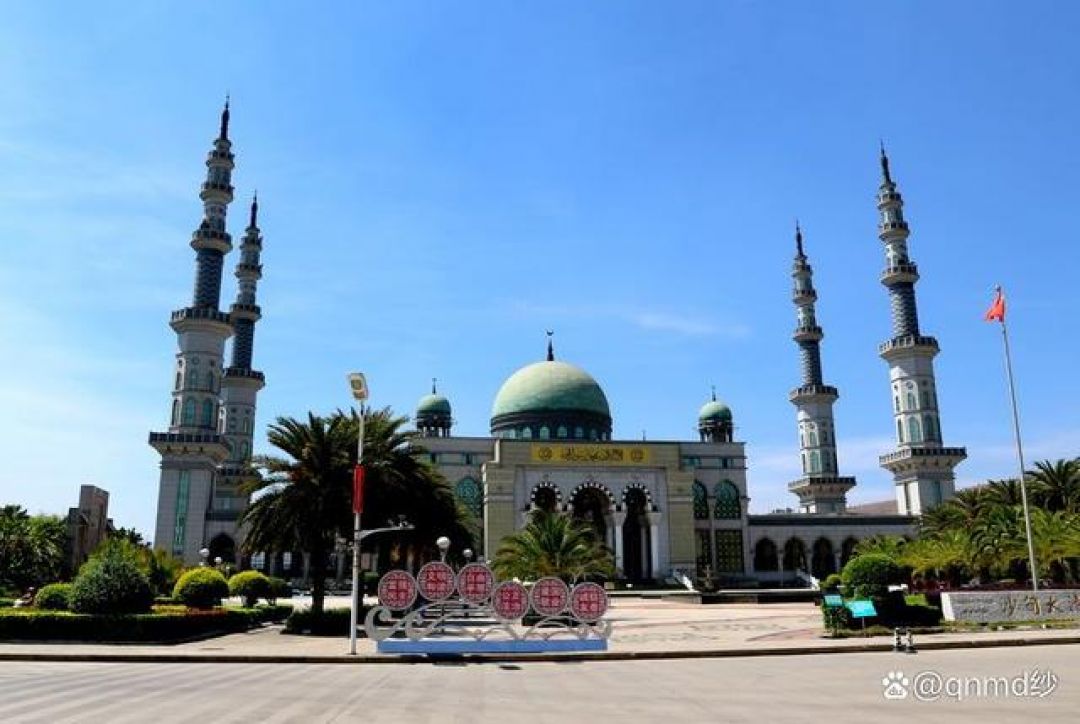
1;2;1076;540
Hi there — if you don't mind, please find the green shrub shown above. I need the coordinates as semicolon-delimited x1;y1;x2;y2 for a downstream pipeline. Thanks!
228;571;271;608
153;595;178;605
69;546;153;614
34;583;72;611
0;608;259;641
822;574;843;591
0;598;14;608
821;602;853;635
173;568;229;609
284;607;364;636
841;554;903;594
267;577;292;603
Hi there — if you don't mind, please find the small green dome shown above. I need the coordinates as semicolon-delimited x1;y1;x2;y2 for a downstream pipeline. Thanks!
698;399;732;422
417;393;451;416
492;361;610;420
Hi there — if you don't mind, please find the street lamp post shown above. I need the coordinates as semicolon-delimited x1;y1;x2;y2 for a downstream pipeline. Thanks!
347;372;369;656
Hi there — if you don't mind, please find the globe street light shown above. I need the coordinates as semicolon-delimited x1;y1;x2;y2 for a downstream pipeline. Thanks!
436;536;450;562
199;548;210;567
347;371;368;656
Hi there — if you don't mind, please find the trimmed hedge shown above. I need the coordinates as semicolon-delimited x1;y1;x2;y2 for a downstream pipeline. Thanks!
841;554;903;600
70;550;153;614
228;571;271;608
35;583;72;611
0;598;15;608
174;568;229;609
0;604;293;642
284;607;367;636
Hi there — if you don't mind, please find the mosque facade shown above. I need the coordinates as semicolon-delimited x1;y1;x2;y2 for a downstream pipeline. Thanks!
151;106;965;583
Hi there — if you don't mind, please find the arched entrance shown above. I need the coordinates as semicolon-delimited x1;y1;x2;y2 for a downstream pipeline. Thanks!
811;537;836;579
754;538;779;572
208;533;235;564
622;488;651;582
571;487;610;543
782;538;807;573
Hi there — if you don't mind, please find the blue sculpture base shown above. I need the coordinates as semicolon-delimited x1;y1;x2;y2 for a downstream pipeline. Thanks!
377;638;608;655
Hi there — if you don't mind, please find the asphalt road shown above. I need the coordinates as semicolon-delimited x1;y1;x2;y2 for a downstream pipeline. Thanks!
0;645;1075;723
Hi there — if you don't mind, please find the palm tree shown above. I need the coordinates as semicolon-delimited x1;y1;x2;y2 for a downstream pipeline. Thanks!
241;408;473;618
1028;459;1080;514
492;510;614;583
1028;509;1080;583
901;529;972;586
852;535;907;560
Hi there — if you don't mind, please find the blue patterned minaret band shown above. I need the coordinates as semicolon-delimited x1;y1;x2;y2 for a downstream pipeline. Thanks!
191;100;235;309
876;146;966;515
788;223;855;514
229;194;263;370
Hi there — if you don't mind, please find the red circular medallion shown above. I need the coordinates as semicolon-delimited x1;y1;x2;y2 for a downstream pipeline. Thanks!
570;582;609;623
377;570;418;611
530;577;569;617
456;563;495;604
417;561;456;601
491;581;529;621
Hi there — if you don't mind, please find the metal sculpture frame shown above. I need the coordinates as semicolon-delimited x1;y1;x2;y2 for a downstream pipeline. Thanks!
364;565;612;654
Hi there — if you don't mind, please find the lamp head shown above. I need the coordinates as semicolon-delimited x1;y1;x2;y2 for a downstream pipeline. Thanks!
347;372;369;401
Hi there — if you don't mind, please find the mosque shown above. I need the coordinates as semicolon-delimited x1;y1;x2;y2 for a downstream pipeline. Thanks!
151;105;966;585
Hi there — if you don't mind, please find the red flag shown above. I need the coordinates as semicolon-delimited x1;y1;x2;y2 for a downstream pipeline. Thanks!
984;286;1005;323
352;465;365;514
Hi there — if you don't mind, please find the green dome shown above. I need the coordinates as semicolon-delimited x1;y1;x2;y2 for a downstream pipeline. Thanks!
491;361;610;420
698;399;732;422
417;393;451;416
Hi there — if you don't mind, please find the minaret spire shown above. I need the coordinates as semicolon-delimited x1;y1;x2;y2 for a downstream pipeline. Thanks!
875;150;966;515
432;377;437;395
546;330;554;361
219;95;230;140
787;224;854;513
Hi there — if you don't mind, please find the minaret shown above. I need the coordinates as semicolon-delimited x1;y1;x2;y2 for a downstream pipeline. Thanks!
150;101;237;564
875;146;966;515
787;224;855;513
215;194;267;540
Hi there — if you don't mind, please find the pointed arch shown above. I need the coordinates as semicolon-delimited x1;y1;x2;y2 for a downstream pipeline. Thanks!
692;481;709;519
754;538;779;571
182;398;196;425
713;480;740;519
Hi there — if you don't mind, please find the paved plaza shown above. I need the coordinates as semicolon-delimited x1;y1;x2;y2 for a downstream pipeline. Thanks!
0;645;1076;723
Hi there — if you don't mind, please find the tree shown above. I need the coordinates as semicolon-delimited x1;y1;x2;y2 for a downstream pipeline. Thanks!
491;510;614;583
1028;509;1080;583
0;506;68;592
241;408;473;619
1028;459;1080;514
852;535;906;560
111;527;147;547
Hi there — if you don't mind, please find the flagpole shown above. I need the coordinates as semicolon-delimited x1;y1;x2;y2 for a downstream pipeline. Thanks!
997;313;1039;593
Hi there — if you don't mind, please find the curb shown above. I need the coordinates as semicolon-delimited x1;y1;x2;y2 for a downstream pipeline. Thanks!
2;635;1079;665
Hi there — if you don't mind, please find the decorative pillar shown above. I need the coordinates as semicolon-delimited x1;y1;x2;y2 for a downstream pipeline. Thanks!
612;510;626;575
647;511;662;580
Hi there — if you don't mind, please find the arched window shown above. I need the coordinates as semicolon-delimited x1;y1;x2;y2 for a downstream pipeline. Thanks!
201;400;214;426
182;398;196;425
908;416;922;443
539;426;550;440
589;429;598;441
808;429;818;446
782;538;807;571
906;392;917;410
240;441;249;460
574;426;584;439
175;372;182;390
713;481;740;519
809;450;821;473
896;419;904;443
924;415;936;442
811;537;836;578
455;477;483;520
894;395;900;412
171;400;179;425
556;426;567;439
692;482;709;519
521;427;533;439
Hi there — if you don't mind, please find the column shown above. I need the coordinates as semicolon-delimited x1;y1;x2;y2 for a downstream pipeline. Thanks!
612;510;626;575
648;512;662;580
